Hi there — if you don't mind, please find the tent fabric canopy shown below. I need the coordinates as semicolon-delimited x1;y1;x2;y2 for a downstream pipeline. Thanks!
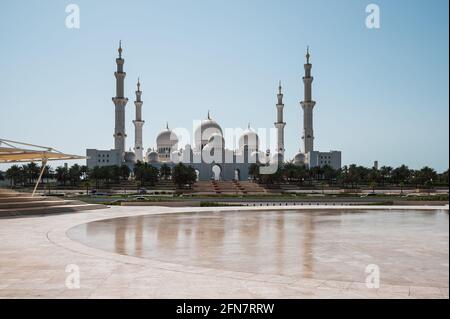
0;146;85;163
0;139;86;196
0;139;85;163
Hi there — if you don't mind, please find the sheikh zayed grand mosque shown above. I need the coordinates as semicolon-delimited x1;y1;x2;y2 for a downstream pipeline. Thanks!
86;43;341;181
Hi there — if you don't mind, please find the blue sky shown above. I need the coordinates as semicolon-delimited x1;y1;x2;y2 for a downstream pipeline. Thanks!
0;0;448;171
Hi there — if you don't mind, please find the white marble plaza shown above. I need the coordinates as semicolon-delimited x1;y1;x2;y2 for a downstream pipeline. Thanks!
0;205;448;299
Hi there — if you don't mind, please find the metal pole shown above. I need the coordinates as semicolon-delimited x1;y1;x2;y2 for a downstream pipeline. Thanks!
32;158;48;197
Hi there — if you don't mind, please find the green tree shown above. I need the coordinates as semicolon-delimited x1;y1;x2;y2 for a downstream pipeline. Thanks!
322;165;338;185
418;166;438;185
5;165;21;187
248;163;261;182
438;169;449;185
68;164;82;185
379;166;393;186
172;163;196;188
392;165;411;185
120;165;131;181
134;163;159;186
55;166;69;186
42;165;54;184
160;164;172;180
83;180;92;195
368;167;381;186
347;164;361;188
259;163;283;186
281;163;299;182
89;166;102;188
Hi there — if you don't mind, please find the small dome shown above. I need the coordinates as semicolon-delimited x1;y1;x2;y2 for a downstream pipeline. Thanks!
147;150;159;163
239;127;259;150
157;126;179;147
294;152;305;165
195;112;223;149
124;151;136;163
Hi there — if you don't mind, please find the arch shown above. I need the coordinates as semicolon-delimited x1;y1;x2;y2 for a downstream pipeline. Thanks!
234;168;241;181
211;164;222;181
195;169;200;182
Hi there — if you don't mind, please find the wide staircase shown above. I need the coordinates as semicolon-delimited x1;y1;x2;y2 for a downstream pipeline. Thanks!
150;180;177;191
237;181;268;195
109;180;138;191
107;179;177;192
190;181;268;195
0;188;104;218
191;181;219;195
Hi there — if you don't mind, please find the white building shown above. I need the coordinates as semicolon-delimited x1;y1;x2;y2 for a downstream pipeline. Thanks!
87;43;342;179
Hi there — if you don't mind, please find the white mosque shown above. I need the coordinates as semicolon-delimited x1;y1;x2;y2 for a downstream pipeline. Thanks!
86;43;341;181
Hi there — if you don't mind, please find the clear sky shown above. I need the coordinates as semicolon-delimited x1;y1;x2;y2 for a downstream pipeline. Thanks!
0;0;448;171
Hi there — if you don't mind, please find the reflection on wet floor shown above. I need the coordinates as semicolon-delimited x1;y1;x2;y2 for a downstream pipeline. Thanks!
69;210;449;287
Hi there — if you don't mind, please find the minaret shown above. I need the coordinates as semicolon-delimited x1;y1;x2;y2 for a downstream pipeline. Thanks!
274;81;286;154
112;41;128;157
133;78;145;162
300;46;316;154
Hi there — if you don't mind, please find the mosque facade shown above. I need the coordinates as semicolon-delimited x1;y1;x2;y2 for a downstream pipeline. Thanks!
86;43;341;181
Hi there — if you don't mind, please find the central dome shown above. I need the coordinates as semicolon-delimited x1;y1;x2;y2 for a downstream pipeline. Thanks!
157;124;179;147
156;123;179;162
194;112;223;150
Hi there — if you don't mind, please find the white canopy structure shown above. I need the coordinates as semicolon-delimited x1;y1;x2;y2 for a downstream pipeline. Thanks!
0;139;85;196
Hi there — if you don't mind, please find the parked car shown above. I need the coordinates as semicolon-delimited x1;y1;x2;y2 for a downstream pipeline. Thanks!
360;193;377;198
138;188;147;194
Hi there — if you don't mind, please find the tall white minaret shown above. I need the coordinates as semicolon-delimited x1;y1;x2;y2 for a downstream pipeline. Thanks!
300;46;316;154
274;81;286;154
112;41;128;157
133;78;145;162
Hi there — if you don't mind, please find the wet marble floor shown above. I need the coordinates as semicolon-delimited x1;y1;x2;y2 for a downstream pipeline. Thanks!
68;209;449;289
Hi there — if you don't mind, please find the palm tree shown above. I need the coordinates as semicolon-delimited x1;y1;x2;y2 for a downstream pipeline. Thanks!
23;162;40;184
68;164;82;185
83;180;92;195
322;165;337;185
379;166;393;186
89;166;102;189
5;165;21;187
43;165;54;184
55;166;69;186
347;164;361;188
392;165;411;185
